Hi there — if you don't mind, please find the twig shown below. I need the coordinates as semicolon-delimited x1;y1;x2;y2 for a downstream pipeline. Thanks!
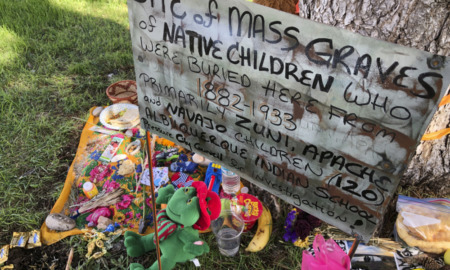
65;248;74;270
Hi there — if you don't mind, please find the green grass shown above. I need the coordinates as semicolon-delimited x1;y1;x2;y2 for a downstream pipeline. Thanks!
0;0;307;268
0;0;132;244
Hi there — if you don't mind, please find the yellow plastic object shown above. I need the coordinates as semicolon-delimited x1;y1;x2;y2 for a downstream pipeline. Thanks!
421;128;450;141
439;94;450;107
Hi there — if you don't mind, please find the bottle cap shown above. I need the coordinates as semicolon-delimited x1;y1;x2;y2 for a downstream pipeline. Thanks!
221;167;236;176
83;182;93;191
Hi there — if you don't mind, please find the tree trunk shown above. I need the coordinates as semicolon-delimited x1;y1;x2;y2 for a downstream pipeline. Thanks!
301;0;450;237
254;0;449;236
297;0;450;195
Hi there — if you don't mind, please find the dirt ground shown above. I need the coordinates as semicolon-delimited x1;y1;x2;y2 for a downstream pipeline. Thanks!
7;242;71;269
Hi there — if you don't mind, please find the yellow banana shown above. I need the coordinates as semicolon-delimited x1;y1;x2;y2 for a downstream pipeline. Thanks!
245;205;272;252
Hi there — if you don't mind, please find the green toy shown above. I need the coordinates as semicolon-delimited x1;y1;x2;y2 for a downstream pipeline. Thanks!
124;181;221;270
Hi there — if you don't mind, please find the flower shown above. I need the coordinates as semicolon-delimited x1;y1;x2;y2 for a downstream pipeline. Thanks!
90;150;102;160
103;179;120;192
136;213;141;219
116;194;134;210
145;197;153;208
294;218;313;240
306;214;322;228
283;208;298;243
124;211;134;223
284;208;322;244
293;236;310;249
114;212;126;223
112;134;124;139
89;164;111;183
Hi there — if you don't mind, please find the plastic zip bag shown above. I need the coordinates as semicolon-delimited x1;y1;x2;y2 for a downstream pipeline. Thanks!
395;195;450;254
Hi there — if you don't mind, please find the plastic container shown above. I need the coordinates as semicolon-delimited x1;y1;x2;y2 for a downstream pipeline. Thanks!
236;193;263;232
221;167;241;195
83;181;99;199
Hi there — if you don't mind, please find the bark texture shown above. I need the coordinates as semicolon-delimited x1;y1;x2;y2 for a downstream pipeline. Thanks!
297;0;450;237
297;0;450;196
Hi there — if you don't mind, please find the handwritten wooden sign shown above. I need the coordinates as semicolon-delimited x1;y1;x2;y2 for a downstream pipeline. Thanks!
127;0;450;241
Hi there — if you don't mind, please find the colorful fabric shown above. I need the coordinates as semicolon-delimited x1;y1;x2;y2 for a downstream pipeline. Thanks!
171;172;193;189
41;106;207;245
153;209;184;244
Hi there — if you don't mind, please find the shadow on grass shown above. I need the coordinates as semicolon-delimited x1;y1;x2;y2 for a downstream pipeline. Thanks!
0;0;134;245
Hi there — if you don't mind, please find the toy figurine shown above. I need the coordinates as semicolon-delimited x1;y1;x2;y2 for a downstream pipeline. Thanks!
124;181;221;270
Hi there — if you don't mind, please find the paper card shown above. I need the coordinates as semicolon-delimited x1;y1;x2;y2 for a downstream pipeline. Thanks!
140;167;170;187
140;168;151;186
153;167;169;187
99;137;124;163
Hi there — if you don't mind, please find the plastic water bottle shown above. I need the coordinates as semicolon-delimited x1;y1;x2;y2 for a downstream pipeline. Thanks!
221;167;241;195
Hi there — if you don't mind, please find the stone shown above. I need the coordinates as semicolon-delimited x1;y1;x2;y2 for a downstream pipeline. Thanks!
97;216;113;230
45;213;76;231
92;107;104;117
111;154;127;163
118;159;135;175
125;129;134;138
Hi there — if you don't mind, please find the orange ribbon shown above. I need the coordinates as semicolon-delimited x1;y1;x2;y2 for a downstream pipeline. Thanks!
439;94;450;107
420;95;449;141
421;128;450;141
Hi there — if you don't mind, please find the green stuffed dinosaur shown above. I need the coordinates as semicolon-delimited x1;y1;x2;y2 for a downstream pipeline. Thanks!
124;181;221;270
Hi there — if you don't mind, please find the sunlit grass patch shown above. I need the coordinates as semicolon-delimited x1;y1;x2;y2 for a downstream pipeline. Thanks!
0;26;26;76
0;0;133;246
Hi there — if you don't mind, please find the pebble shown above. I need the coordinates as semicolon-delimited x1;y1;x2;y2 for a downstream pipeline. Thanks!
45;213;76;231
125;129;134;137
92;107;104;117
111;154;127;163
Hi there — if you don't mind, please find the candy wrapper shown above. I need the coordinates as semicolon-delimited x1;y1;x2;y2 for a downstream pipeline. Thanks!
0;245;9;264
10;232;29;248
26;230;42;249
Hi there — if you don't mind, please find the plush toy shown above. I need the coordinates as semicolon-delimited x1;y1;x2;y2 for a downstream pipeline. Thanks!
124;181;221;270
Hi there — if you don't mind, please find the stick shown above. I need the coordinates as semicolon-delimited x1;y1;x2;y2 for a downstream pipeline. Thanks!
348;237;361;259
65;248;74;270
146;131;162;270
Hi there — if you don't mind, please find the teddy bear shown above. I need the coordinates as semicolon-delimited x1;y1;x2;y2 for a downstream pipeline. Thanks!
124;181;221;270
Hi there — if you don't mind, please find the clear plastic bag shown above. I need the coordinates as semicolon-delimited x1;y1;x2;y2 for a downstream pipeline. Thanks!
395;195;450;254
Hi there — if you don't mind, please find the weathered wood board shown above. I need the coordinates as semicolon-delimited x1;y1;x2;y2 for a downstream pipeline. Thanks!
127;0;450;241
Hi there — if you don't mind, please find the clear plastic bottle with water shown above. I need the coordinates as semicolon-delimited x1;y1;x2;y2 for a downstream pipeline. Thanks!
221;167;241;195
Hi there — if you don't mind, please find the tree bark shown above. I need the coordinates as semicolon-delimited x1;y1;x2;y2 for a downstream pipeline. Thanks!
297;0;450;195
299;0;450;237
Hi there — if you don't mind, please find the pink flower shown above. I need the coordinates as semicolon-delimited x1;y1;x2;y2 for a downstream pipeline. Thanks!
124;211;134;222
116;194;134;210
112;134;124;139
136;213;141;219
145;197;153;208
103;180;120;192
89;164;111;183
